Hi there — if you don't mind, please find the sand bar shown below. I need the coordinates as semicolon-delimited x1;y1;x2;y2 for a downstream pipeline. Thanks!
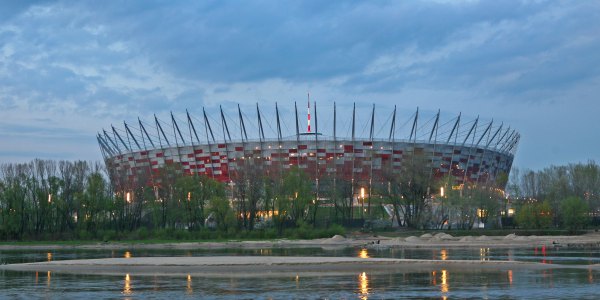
1;232;600;251
2;256;598;277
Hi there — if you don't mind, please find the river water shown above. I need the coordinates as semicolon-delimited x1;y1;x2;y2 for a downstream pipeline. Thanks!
1;246;599;299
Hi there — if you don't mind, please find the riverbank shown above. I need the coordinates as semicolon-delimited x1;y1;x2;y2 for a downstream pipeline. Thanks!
1;232;600;251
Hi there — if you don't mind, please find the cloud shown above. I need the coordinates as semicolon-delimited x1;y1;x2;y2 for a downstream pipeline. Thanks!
0;0;599;169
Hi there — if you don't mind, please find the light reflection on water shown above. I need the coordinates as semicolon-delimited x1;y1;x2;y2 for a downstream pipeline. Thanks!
359;248;369;259
186;274;192;295
123;273;132;296
1;267;599;298
480;247;491;261
440;269;449;293
359;272;369;299
1;246;600;298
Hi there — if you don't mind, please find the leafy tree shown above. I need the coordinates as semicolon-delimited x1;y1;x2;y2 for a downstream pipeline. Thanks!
515;201;552;229
379;154;432;229
281;166;312;227
561;196;589;232
208;196;236;232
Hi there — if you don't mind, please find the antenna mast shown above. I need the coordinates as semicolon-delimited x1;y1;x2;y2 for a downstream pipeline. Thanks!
307;92;311;133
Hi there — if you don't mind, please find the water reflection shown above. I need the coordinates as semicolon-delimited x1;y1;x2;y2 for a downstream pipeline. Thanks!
259;248;273;255
47;271;51;288
358;272;369;299
440;249;448;261
187;274;193;295
479;248;490;261
432;269;449;298
440;270;449;293
124;251;132;259
0;246;599;297
123;274;132;295
359;249;369;259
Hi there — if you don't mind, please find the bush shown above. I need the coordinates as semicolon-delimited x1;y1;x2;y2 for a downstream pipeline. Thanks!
516;201;553;229
76;229;92;240
325;224;346;237
561;196;589;232
126;228;150;240
97;229;117;241
173;229;191;240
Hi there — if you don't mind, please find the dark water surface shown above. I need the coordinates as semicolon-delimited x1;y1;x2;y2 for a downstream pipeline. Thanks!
1;246;599;299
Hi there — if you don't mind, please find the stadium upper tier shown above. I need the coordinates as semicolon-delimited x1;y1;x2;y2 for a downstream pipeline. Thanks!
98;102;519;188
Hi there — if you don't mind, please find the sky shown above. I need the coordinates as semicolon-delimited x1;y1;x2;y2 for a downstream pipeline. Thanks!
1;0;599;171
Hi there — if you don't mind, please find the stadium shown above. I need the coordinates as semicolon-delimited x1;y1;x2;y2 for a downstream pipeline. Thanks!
97;101;519;196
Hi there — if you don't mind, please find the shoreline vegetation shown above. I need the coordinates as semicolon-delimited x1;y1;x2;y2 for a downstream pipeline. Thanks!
2;159;599;242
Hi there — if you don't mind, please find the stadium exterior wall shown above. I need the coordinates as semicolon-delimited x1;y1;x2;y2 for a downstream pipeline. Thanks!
104;137;514;191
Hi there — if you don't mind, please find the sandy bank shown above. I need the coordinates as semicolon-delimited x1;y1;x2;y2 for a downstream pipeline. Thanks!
1;232;599;251
3;256;593;277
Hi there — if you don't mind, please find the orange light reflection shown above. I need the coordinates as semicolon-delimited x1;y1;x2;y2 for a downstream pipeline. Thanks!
441;269;449;293
123;274;132;295
359;272;369;300
359;249;369;259
186;274;192;294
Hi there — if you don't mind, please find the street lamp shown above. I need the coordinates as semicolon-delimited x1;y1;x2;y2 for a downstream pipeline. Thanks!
440;186;446;229
360;187;366;218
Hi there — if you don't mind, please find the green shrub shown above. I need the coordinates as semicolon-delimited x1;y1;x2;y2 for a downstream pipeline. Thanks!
99;230;117;242
173;229;191;240
561;196;589;232
76;229;92;240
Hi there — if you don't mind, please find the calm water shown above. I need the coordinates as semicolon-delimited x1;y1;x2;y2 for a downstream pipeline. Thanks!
1;246;599;299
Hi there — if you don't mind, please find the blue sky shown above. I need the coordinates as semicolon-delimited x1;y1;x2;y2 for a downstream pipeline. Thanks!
1;0;599;170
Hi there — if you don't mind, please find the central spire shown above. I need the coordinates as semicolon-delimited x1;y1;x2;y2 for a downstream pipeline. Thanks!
307;92;311;133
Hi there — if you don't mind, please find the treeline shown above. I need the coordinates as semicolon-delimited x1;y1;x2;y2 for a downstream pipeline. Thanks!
0;160;113;240
2;158;597;241
507;161;600;231
0;159;346;241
